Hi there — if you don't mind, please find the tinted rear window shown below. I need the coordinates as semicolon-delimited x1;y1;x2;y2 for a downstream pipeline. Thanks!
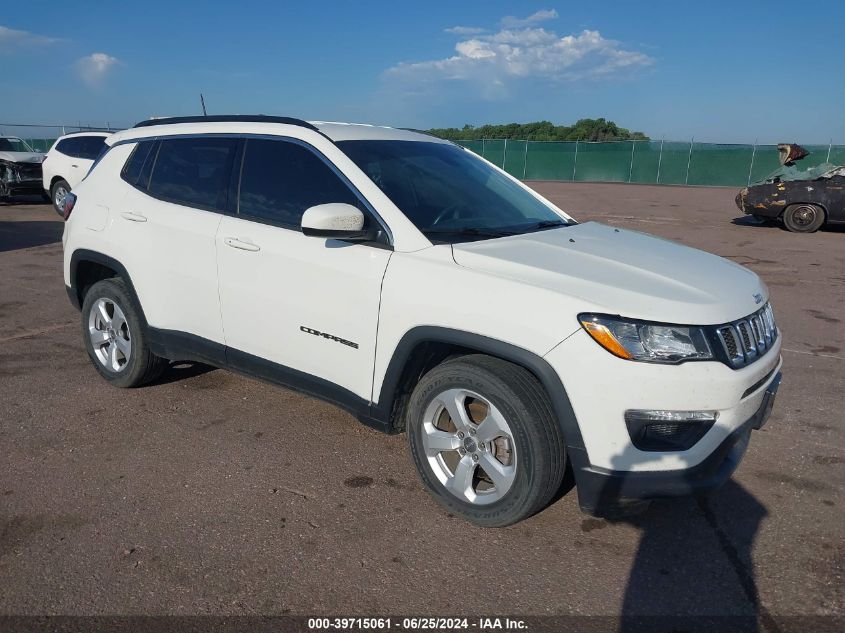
121;141;156;187
55;138;77;156
238;138;358;227
56;135;107;160
76;135;107;160
148;137;237;210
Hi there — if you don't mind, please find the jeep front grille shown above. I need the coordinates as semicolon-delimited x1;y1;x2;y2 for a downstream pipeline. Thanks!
715;303;777;368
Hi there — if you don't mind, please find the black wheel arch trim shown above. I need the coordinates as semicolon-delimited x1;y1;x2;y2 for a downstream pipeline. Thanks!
373;326;588;451
68;249;145;320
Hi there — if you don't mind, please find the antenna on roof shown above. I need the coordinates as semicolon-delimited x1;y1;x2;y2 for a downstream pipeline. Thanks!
200;93;208;116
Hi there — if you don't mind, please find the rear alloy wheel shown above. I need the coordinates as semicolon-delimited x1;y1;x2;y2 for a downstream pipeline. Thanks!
81;278;167;387
407;355;565;527
51;179;71;217
783;203;825;233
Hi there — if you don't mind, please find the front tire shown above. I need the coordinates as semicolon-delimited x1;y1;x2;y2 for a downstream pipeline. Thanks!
81;278;167;388
783;203;824;233
406;355;566;527
50;179;71;217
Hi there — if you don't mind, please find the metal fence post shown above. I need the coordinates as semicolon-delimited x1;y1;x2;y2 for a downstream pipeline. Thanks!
502;138;508;169
656;137;664;184
522;140;529;179
628;141;636;183
684;137;694;185
572;140;579;181
481;138;485;160
747;139;758;186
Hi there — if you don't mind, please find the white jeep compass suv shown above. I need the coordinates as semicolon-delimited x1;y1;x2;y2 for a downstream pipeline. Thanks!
42;131;111;215
62;115;782;526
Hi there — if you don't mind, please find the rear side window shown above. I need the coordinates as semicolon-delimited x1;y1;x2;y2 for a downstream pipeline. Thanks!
55;135;107;160
76;135;107;160
121;141;156;188
55;138;77;156
148;137;237;210
238;138;359;227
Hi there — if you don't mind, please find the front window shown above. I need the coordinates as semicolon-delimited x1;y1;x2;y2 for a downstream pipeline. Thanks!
337;140;571;243
238;138;361;228
0;137;35;153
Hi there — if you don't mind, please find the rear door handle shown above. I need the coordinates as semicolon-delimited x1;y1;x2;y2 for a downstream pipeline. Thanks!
224;237;260;252
121;211;147;223
71;164;79;168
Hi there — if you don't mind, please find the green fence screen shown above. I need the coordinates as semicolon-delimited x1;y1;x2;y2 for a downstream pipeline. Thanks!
21;138;57;152
15;136;845;187
458;139;844;187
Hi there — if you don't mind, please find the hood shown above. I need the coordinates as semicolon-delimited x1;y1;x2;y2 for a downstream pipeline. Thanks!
0;151;45;164
451;222;766;325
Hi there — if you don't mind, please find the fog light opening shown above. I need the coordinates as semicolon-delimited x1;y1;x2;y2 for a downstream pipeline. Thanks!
625;410;718;452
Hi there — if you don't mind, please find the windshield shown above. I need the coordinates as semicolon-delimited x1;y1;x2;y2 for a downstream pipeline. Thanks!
0;137;35;153
337;140;571;243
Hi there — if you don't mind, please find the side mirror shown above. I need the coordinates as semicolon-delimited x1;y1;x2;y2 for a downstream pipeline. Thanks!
301;203;369;239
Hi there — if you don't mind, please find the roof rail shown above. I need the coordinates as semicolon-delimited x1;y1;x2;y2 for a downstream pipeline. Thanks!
133;115;319;131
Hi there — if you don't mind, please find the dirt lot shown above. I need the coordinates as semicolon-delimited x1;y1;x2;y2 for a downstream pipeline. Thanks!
1;184;843;626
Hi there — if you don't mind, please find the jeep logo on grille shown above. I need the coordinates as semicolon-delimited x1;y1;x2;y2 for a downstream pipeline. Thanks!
753;293;763;304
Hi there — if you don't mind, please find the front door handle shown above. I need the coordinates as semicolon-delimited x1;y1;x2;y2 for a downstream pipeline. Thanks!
121;211;147;223
224;237;260;252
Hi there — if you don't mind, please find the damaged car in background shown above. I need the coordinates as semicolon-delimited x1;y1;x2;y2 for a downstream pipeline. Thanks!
0;136;47;202
736;143;845;233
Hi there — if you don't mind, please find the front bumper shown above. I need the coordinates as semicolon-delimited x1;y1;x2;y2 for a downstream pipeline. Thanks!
1;162;44;197
735;184;786;219
1;180;43;196
573;373;779;513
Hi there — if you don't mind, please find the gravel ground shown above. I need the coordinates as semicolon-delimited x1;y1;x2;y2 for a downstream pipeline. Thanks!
0;185;842;627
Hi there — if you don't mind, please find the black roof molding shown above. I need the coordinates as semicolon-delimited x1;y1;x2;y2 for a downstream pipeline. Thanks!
133;115;319;132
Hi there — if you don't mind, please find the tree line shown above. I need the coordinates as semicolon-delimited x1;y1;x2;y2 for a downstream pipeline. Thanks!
426;118;649;142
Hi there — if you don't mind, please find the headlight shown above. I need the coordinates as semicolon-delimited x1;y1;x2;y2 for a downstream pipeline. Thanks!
579;314;713;363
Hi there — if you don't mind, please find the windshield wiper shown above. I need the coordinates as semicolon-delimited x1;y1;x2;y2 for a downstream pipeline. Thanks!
423;227;518;239
525;219;570;230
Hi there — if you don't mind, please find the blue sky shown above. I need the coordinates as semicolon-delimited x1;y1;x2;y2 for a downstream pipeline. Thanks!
2;0;844;143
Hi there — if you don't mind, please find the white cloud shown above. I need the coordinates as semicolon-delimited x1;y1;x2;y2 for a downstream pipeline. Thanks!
75;52;120;86
384;24;653;93
0;25;59;51
501;9;558;28
444;26;486;35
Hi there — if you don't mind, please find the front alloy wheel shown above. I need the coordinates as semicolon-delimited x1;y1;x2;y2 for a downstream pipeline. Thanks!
407;355;566;527
421;388;517;505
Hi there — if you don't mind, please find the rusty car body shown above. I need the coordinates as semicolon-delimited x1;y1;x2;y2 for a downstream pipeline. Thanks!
736;143;844;233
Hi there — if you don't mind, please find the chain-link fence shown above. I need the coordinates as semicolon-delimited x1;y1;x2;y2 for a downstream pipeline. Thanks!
0;123;127;152
458;139;845;187
4;122;841;187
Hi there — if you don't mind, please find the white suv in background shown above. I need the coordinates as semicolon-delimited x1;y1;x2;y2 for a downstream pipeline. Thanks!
43;131;111;214
61;115;782;526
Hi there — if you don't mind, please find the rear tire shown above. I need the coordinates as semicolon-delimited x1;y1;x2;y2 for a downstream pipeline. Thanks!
406;355;566;527
50;179;71;217
783;203;824;233
81;278;167;388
